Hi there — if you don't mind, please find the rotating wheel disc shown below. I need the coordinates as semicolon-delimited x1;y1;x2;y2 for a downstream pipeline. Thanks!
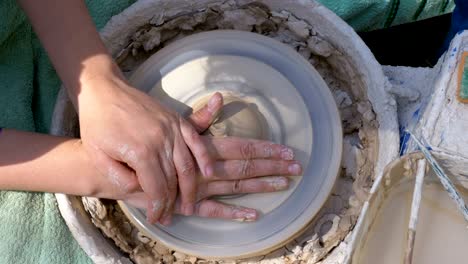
118;30;342;259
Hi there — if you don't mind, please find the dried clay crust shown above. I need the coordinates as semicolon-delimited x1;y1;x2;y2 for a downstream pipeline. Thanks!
82;1;379;264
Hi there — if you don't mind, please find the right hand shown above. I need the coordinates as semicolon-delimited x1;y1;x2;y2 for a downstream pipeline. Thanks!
76;74;218;224
123;136;302;222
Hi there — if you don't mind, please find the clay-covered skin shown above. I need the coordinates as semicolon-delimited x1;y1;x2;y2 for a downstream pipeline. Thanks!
83;1;378;263
192;94;269;140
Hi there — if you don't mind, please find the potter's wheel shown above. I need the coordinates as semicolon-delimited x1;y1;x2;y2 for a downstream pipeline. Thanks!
118;30;342;259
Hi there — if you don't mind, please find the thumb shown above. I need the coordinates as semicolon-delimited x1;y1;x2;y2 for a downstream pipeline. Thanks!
187;92;223;133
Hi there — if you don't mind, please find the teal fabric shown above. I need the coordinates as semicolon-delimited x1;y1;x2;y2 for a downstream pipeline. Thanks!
0;1;135;263
318;0;456;31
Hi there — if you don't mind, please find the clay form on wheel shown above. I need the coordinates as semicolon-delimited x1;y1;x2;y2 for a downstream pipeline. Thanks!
191;94;269;140
118;30;343;259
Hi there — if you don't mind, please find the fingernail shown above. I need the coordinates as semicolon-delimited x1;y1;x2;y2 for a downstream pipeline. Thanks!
288;163;302;175
234;208;257;222
207;94;222;113
263;177;289;190
160;216;172;226
147;200;163;223
147;216;155;224
280;147;294;160
152;200;162;213
146;214;155;224
182;204;194;216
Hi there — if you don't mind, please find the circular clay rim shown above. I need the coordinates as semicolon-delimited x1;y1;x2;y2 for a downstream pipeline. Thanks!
118;30;343;259
148;54;311;215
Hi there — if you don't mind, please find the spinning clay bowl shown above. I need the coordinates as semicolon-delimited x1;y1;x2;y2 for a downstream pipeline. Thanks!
51;0;399;263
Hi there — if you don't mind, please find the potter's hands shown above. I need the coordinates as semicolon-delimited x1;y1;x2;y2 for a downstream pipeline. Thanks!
123;138;302;223
19;0;205;223
77;75;221;225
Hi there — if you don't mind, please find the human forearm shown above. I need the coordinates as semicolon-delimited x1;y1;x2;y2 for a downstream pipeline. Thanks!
18;0;119;106
0;129;105;196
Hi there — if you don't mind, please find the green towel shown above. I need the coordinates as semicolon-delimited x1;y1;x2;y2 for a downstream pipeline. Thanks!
0;0;457;263
318;0;455;31
0;1;135;263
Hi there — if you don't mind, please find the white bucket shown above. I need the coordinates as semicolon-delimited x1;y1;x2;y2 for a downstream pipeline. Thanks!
349;30;468;264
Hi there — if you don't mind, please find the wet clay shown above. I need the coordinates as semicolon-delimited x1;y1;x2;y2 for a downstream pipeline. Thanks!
356;178;468;264
192;94;269;140
83;1;379;263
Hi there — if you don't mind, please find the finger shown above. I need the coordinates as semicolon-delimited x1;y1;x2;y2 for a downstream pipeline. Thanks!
128;152;168;224
193;200;258;221
180;118;214;178
203;137;295;161
198;176;290;200
173;134;198;216
158;145;178;226
187;92;223;133
136;197;258;222
210;159;302;180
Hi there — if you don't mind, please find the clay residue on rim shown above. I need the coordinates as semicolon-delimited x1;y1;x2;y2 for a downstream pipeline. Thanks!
83;1;378;263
